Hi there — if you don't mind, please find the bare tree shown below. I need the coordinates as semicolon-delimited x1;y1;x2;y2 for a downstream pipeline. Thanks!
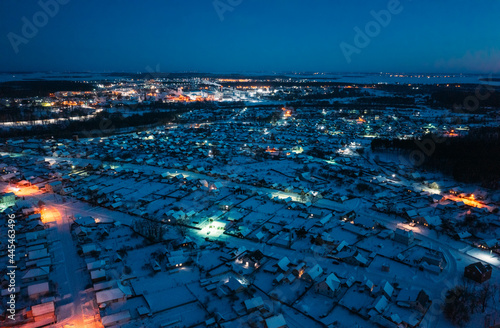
478;283;495;313
133;218;164;242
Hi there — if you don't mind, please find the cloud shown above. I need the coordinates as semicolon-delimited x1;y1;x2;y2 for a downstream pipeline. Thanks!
435;49;500;73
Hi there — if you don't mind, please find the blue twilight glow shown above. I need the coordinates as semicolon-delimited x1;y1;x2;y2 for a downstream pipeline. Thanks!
0;0;499;73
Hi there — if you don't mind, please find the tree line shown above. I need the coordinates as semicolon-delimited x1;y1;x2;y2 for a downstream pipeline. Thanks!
371;127;500;188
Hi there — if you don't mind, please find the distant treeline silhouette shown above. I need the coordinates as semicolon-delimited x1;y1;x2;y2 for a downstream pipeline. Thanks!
0;110;179;140
0;80;94;98
355;96;415;105
429;89;500;111
371;127;500;188
0;101;268;140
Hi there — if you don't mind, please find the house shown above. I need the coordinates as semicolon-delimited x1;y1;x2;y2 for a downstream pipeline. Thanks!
372;295;389;313
422;251;444;268
303;264;323;282
255;231;266;242
22;207;36;216
0;192;16;207
353;253;369;266
336;240;349;252
336;249;369;267
355;216;379;229
478;239;498;250
151;260;161;272
406;210;419;220
455;230;472;240
219;277;246;296
292;262;306;277
90;269;107;283
45;180;62;193
315;273;340;298
464;262;492;283
81;243;101;256
22;266;50;283
378;280;394;299
31;301;56;323
421;215;441;227
102;310;131;327
283;273;297;284
394;228;414;245
265;314;287;328
137;306;150;317
27;282;50;299
87;260;106;271
74;216;97;227
172;236;196;249
166;250;191;269
244;296;264;313
345;276;356;287
28;248;49;261
365;279;375;292
276;256;290;272
239;250;265;268
96;288;126;305
396;289;430;312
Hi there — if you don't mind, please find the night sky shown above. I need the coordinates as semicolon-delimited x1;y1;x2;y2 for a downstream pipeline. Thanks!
1;0;499;73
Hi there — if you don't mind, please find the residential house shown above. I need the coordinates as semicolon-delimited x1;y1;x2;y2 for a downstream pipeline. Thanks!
45;180;62;193
27;282;50;300
303;264;323;283
218;277;246;296
96;288;127;306
265;314;287;328
166;250;191;269
244;296;264;313
315;273;341;298
394;228;414;245
30;301;56;323
464;262;492;283
276;256;290;272
0;192;16;207
101;310;131;327
396;289;430;313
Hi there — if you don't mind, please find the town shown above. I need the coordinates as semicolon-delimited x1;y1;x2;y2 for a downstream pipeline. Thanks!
0;71;499;328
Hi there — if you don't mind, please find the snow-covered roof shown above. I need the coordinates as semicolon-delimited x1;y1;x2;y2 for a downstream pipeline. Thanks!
277;256;290;271
372;295;389;313
324;273;340;291
265;314;287;328
244;296;263;311
305;264;323;281
31;301;54;317
96;287;125;304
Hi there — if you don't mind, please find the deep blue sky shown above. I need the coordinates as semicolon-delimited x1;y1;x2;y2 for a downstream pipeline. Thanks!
1;0;499;73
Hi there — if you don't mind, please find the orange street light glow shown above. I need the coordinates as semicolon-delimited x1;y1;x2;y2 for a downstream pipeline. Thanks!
4;185;40;197
40;206;62;223
446;194;485;208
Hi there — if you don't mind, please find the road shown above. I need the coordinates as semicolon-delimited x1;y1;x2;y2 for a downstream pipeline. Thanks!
5;185;102;328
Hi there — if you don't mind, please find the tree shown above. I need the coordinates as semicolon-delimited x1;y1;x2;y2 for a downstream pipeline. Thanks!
133;219;164;242
299;190;307;202
478;283;495;313
444;285;471;325
176;216;190;236
444;284;486;325
356;182;371;192
296;227;307;239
